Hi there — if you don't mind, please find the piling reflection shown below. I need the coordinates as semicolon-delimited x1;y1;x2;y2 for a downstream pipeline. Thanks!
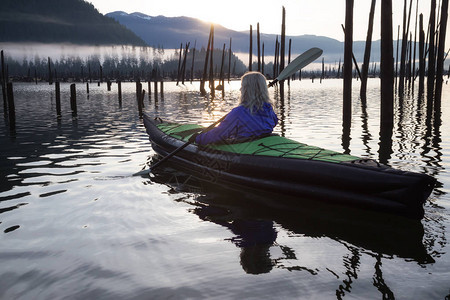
147;164;434;280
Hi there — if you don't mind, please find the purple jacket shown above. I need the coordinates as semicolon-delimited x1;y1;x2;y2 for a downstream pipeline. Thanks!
195;102;278;145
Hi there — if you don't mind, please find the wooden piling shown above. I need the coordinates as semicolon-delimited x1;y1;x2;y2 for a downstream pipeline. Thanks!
191;40;197;83
147;80;151;100
154;80;158;102
228;38;232;83
273;36;279;78
262;43;265;76
257;23;261;72
86;82;89;94
70;83;77;116
181;42;190;84
138;89;144;117
435;0;449;103
209;25;215;98
118;81;122;104
1;50;7;112
419;13;425;94
380;0;394;129
55;82;61;116
249;25;253;71
160;81;164;99
412;0;419;93
288;39;291;84
395;25;400;87
427;0;437;99
343;0;354;125
48;57;53;85
360;0;376;101
7;83;15;129
176;43;183;85
201;25;213;95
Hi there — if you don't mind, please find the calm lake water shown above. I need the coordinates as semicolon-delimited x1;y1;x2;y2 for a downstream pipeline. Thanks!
0;79;449;299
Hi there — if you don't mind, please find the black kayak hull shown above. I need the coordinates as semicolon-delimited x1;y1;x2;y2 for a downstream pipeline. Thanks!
143;114;436;219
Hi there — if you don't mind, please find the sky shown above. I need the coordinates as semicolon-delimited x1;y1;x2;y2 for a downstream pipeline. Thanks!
88;0;441;43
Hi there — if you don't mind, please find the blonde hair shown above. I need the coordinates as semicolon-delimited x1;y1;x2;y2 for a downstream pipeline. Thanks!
239;72;272;113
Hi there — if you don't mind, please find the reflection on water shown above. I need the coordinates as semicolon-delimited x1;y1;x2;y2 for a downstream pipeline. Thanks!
0;80;449;299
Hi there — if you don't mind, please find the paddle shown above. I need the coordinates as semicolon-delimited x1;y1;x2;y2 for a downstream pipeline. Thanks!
268;47;323;87
133;47;323;176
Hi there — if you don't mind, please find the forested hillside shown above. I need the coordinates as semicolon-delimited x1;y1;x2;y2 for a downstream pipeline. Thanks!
0;0;147;45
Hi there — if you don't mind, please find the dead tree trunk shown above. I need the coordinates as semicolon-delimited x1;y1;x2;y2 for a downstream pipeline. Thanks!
343;0;354;125
419;14;425;94
435;0;448;103
257;23;261;72
380;0;394;130
249;25;253;71
360;0;376;102
427;0;437;99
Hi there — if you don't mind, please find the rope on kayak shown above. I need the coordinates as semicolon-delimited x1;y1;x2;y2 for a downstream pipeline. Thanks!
254;141;346;162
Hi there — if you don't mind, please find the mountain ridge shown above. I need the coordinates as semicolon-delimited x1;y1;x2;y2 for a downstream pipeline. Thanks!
0;0;147;46
105;11;384;63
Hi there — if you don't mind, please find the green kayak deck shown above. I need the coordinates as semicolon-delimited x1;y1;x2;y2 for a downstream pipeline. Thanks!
157;123;360;164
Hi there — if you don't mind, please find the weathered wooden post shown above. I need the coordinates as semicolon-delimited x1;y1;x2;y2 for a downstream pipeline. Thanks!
88;63;92;83
380;0;394;130
249;25;253;71
209;25;215;98
321;57;324;83
1;50;7;113
201;25;213;95
343;0;354;126
219;43;226;90
154;80;158;102
55;82;61;116
434;0;448;104
257;23;261;72
395;25;400;87
190;41;197;83
86;82;89;95
7;83;15;129
48;57;53;85
160;81;164;99
398;0;408;94
228;38;232;83
427;0;437;101
418;14;425;94
176;43;183;85
273;36;279;79
118;81;122;104
288;39;291;84
360;0;376;102
262;43;265;76
70;83;77;116
280;6;286;97
181;42;190;85
138;88;144;117
412;0;419;94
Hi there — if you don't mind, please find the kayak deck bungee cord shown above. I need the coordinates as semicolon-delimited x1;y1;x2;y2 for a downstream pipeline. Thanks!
143;113;436;220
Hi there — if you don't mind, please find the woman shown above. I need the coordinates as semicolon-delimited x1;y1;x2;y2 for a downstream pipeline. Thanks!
193;72;278;145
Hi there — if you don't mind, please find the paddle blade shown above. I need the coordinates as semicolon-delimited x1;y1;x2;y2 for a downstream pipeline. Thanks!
276;47;323;81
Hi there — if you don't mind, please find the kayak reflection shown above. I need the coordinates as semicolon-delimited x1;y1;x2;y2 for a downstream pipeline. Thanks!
146;162;434;275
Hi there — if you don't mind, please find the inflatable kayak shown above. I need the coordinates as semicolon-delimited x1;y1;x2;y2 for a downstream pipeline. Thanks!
143;113;436;219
